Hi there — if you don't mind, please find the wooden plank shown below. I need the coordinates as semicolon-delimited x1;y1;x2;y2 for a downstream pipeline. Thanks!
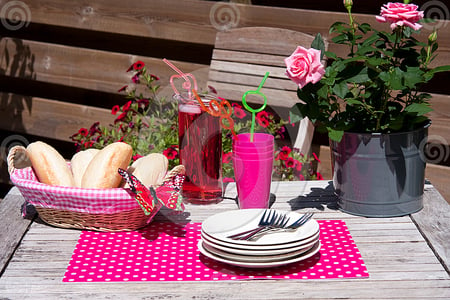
213;26;323;55
6;0;449;51
411;183;450;272
0;38;208;96
212;49;289;66
0;95;114;143
0;187;33;275
428;93;450;145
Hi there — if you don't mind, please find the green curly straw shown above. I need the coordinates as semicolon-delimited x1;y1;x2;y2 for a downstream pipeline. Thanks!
241;72;270;142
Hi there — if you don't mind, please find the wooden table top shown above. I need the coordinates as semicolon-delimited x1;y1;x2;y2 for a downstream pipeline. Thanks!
0;180;449;299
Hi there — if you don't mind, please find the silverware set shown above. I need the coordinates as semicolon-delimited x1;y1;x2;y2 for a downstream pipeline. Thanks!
227;210;314;241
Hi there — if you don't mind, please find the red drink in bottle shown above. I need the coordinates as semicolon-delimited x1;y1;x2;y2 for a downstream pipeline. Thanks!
177;95;223;203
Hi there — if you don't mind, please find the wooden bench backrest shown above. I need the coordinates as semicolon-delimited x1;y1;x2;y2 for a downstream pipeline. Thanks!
207;27;326;153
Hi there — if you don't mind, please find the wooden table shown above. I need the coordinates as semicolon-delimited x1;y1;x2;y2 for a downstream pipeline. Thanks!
1;180;449;299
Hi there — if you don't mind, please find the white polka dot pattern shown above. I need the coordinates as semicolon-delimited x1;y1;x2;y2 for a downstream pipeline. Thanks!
63;220;368;282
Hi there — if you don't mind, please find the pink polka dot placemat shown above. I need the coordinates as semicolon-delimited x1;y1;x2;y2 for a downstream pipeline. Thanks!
63;220;368;282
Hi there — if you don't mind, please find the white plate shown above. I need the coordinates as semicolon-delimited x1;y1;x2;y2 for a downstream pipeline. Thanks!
198;240;321;268
201;209;319;246
201;230;320;254
201;238;318;262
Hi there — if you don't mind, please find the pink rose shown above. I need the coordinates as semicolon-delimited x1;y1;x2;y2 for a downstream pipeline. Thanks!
376;2;424;31
285;46;325;89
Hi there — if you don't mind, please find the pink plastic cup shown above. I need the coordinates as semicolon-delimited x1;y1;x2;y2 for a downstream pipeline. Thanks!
233;156;274;209
232;150;274;160
233;133;274;147
232;144;274;152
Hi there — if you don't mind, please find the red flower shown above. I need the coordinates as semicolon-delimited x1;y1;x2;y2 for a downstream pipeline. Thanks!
131;73;140;83
295;161;303;172
83;141;94;148
115;111;127;123
281;146;291;155
285;157;297;168
298;174;305;181
312;152;321;163
88;122;100;135
316;172;323;180
150;74;160;80
256;111;270;128
232;104;246;119
163;147;178;160
222;152;232;164
111;105;120;115
118;85;128;92
276;126;286;139
278;146;291;161
78;128;88;136
133;61;145;71
123;101;132;112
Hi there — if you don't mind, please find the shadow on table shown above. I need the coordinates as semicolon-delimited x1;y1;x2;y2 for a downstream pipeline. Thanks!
287;181;338;211
222;193;277;209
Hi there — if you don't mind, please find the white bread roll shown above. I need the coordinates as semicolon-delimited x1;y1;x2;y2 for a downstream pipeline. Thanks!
26;141;75;187
70;148;100;187
128;153;168;187
81;142;133;188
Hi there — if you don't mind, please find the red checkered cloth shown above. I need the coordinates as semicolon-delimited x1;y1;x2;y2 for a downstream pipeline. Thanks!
10;167;138;214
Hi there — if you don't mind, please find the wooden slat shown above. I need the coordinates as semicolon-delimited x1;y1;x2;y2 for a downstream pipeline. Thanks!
8;0;450;51
0;38;208;96
0;95;113;142
213;26;326;55
428;93;450;144
212;49;288;66
208;69;296;91
411;183;450;272
0;187;33;275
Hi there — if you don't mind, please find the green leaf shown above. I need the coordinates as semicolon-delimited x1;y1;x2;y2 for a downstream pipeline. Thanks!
289;103;306;123
324;51;337;60
345;99;364;106
332;82;349;98
379;68;404;90
427;65;450;75
317;84;329;99
403;67;424;88
345;66;370;84
311;33;326;60
404;103;433;116
358;23;372;34
332;34;349;44
328;127;344;142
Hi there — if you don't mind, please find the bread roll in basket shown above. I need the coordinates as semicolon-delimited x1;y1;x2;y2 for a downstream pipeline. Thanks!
8;145;185;232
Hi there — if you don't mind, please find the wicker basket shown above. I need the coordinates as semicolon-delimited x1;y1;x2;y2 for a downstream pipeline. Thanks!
8;145;185;232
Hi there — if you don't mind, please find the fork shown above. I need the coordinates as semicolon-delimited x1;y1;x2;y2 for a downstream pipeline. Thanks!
230;212;290;240
226;209;277;239
243;212;315;240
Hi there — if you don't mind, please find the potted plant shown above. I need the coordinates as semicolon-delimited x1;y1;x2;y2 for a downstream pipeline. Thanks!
284;0;450;217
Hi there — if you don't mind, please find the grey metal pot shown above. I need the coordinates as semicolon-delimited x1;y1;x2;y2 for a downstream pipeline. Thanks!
330;122;430;217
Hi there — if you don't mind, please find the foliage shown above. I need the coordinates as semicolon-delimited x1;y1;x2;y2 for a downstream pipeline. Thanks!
287;1;450;142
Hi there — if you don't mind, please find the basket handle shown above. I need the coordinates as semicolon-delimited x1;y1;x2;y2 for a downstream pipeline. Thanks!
162;165;185;184
7;145;31;175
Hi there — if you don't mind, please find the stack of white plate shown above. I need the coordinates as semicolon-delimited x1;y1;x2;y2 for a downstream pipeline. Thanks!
199;209;320;268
